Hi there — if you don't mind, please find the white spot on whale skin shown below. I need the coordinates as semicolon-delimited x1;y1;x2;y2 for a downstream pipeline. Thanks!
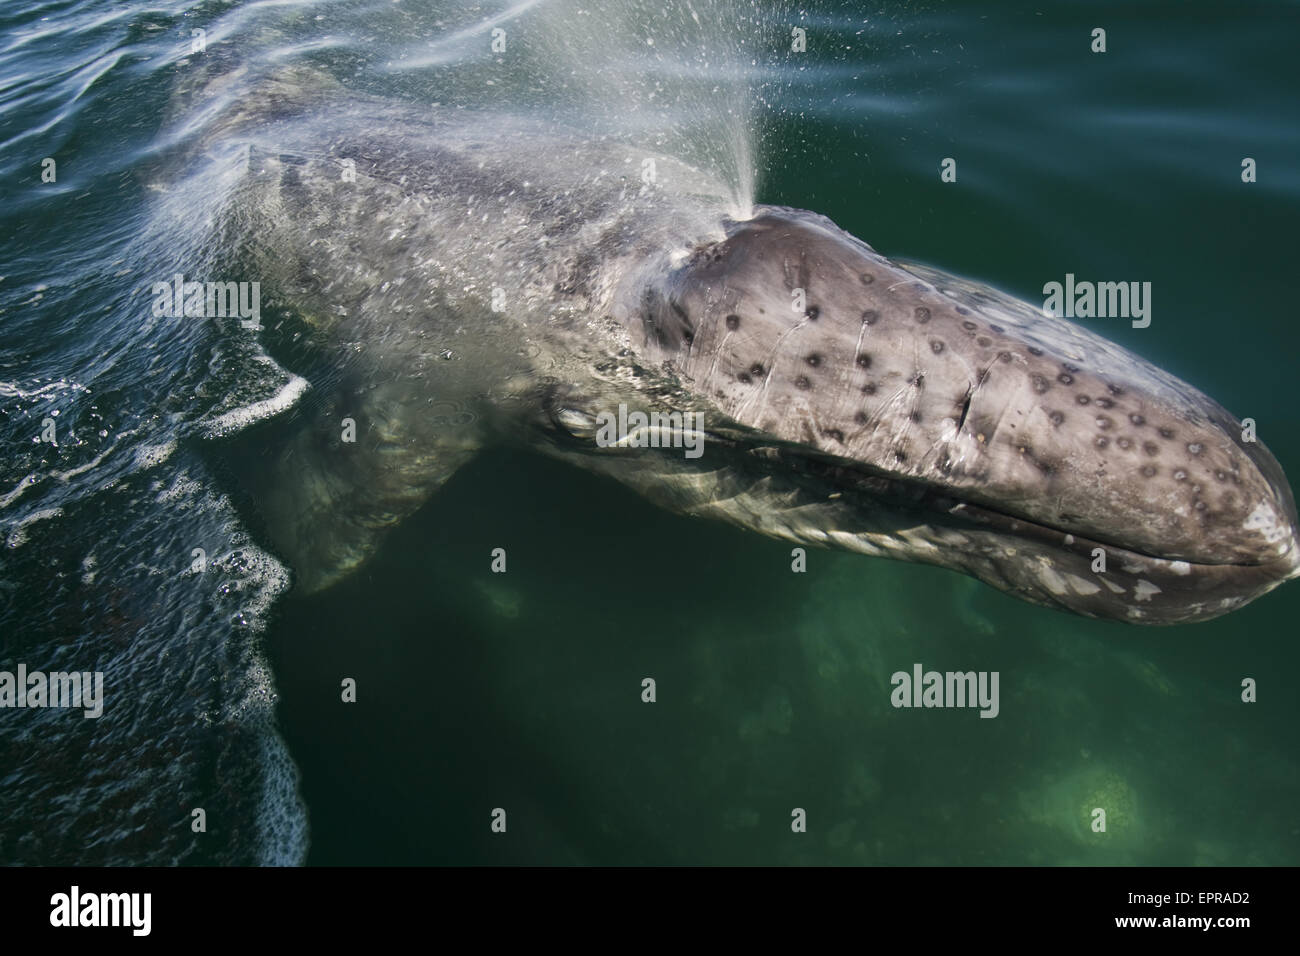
1244;500;1288;544
1063;534;1075;546
933;529;970;547
1169;560;1192;576
668;246;693;268
1133;579;1162;602
1037;562;1069;596
827;530;885;556
900;529;940;553
1066;573;1101;596
1102;579;1126;594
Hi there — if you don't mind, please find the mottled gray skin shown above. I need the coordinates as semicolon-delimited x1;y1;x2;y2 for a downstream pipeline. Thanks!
621;211;1300;623
173;69;1299;624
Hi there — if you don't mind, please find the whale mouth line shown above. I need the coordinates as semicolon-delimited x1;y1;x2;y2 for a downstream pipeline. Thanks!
743;439;1286;573
571;408;1282;572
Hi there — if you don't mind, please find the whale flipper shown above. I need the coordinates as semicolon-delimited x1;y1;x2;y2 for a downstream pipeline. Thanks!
236;376;482;595
211;142;529;595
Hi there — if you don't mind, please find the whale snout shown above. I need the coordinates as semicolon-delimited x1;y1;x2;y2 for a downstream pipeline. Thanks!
622;204;1299;622
1197;411;1300;570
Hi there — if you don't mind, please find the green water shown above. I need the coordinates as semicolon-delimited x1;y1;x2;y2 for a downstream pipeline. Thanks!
2;0;1298;865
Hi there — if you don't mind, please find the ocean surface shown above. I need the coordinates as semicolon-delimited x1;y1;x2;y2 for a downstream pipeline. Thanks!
2;0;1298;865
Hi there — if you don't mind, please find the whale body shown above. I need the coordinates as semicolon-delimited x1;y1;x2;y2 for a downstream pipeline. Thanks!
169;67;1300;624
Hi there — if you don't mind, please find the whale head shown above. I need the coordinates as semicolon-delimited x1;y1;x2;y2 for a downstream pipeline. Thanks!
546;206;1299;624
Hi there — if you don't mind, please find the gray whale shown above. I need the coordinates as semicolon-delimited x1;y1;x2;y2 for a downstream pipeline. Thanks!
169;66;1300;625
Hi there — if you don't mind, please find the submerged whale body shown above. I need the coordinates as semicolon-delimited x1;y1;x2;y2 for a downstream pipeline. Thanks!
173;67;1299;625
